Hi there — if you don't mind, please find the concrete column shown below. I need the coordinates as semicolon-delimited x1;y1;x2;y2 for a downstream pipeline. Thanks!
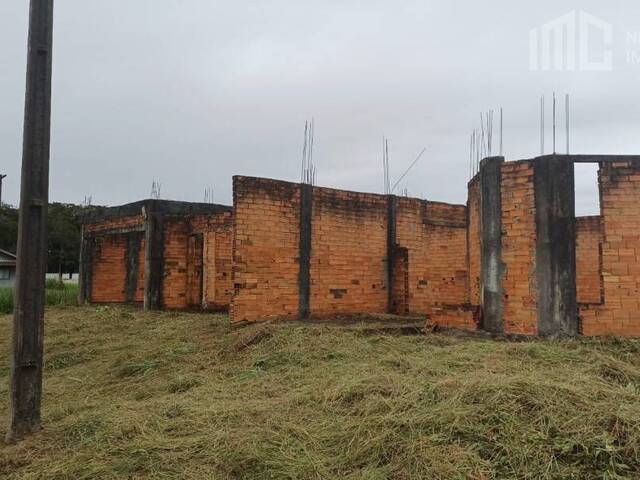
144;201;165;311
479;156;505;333
534;155;578;337
125;232;144;303
386;195;397;314
298;184;312;319
77;226;94;305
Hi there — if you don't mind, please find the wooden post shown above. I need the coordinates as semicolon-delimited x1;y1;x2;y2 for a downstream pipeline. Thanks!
0;175;6;205
6;0;54;444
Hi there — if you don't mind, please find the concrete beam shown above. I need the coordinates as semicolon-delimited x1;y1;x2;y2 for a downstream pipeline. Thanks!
534;155;578;338
479;156;505;333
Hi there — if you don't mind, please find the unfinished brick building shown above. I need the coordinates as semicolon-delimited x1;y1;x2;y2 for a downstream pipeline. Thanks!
79;199;233;311
232;155;640;338
82;154;640;338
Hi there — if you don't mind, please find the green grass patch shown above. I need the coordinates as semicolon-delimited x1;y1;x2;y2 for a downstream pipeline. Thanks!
0;288;12;315
0;307;639;479
0;283;78;314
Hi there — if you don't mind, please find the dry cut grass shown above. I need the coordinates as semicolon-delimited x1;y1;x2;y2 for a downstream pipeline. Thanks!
1;306;640;479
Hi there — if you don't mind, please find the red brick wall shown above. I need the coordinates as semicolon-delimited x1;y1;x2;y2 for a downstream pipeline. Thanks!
467;177;481;306
310;187;388;317
232;177;300;323
581;162;640;336
500;161;538;336
576;216;602;305
395;198;468;315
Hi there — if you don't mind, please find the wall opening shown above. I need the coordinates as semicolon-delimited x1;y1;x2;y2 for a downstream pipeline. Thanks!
574;163;600;217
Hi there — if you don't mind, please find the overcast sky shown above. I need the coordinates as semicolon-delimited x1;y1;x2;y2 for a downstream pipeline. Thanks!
2;1;640;215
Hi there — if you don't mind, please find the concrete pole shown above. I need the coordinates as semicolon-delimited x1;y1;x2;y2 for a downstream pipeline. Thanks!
6;0;54;443
0;175;6;205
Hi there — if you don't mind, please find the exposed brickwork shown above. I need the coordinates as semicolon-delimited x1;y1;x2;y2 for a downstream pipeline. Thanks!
84;215;144;234
576;216;602;305
232;177;470;323
190;212;234;310
91;235;128;303
162;219;191;310
395;198;468;315
84;204;232;311
467;176;481;306
500;161;538;336
581;161;640;336
391;247;409;315
85;215;146;304
310;187;388;317
232;177;301;323
430;305;479;331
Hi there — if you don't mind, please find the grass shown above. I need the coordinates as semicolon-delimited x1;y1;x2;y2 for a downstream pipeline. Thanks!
0;283;78;314
0;306;639;479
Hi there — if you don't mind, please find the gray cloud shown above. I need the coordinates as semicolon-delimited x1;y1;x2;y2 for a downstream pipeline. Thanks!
2;0;640;216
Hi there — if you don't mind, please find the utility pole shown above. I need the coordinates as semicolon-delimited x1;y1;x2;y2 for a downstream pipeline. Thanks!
6;0;54;444
0;175;6;205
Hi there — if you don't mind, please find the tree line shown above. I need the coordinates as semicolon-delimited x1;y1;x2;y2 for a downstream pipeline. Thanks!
0;203;103;275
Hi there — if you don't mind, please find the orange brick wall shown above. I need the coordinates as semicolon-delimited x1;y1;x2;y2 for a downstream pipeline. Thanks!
162;212;233;311
232;177;301;323
467;177;481;306
162;219;191;310
84;215;144;234
396;198;468;315
576;216;602;305
190;212;234;310
232;176;471;323
86;215;145;304
91;235;128;303
500;161;538;336
581;162;640;336
430;305;479;331
310;187;388;317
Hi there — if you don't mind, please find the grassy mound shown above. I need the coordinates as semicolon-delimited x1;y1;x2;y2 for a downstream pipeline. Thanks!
1;307;639;479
